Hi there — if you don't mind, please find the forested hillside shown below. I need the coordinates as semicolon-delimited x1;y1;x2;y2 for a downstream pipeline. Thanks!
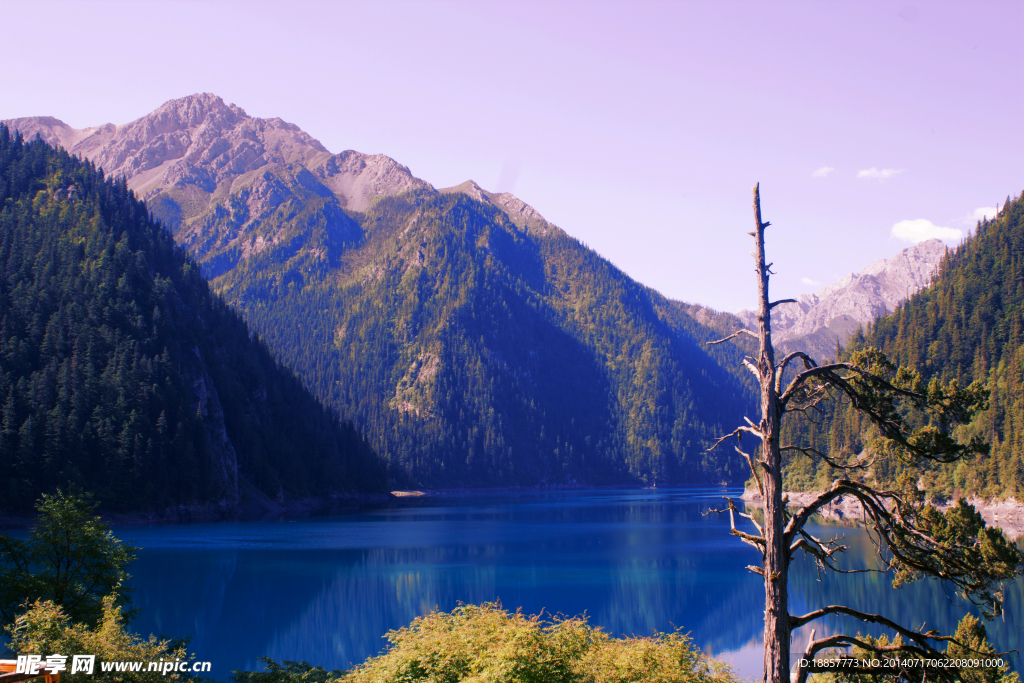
7;96;755;489
0;127;386;512
215;190;753;487
780;192;1024;499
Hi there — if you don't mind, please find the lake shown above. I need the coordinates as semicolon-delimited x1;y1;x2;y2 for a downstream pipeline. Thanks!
118;488;1022;680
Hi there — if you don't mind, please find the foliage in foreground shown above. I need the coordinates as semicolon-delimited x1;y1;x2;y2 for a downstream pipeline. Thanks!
232;603;736;683
6;594;195;682
232;657;344;683
714;186;1022;683
815;614;1018;683
0;489;137;625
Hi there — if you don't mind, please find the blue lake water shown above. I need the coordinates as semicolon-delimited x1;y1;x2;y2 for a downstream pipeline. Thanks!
117;488;1022;680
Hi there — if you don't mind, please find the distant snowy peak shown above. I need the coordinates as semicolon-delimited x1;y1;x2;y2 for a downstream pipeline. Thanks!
737;239;947;359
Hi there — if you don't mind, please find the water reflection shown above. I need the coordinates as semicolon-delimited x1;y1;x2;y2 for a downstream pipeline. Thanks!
120;490;1020;679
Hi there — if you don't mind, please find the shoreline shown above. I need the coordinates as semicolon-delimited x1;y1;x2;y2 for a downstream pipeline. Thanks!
0;490;395;530
740;489;1024;540
0;482;738;529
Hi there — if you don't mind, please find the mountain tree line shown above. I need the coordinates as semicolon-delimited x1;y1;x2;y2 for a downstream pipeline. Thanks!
214;191;753;488
779;191;1024;500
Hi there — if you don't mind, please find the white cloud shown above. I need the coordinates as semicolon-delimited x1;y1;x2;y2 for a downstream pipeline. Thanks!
801;276;821;287
891;218;963;243
857;167;904;180
811;166;834;178
963;206;998;225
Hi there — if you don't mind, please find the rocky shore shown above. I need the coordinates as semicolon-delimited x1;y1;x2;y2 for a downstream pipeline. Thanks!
741;489;1024;541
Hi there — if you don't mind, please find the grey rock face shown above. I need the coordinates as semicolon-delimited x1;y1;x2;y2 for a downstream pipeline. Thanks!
4;93;547;249
439;180;551;234
736;239;948;359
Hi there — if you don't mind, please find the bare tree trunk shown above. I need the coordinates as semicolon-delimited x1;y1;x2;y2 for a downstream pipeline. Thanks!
707;185;1016;683
752;184;789;683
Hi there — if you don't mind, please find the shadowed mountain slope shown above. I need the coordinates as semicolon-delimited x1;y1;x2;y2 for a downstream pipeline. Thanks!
7;95;755;487
0;126;386;513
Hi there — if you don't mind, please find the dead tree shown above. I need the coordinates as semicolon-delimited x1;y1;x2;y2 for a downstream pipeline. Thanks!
707;184;1021;683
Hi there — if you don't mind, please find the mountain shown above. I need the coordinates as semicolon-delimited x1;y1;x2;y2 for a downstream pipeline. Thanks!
6;95;432;280
735;239;947;360
0;125;386;514
779;194;1024;499
6;94;755;487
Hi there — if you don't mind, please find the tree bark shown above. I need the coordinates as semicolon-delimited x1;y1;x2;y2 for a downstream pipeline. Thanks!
752;184;789;683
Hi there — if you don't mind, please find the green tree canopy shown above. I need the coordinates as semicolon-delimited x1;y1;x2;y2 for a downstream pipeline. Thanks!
0;489;137;626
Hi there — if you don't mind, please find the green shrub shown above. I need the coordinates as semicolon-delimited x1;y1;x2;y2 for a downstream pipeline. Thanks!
6;594;195;682
0;489;138;625
235;602;736;683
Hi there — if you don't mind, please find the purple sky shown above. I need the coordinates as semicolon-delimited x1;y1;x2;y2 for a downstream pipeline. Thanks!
3;0;1021;311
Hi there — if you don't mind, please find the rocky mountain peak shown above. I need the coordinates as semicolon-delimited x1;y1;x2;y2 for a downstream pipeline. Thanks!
737;239;948;359
440;180;551;233
4;95;559;277
128;93;245;137
315;150;430;211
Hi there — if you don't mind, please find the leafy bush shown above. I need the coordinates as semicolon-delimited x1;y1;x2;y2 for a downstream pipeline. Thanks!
6;594;195;682
238;603;736;683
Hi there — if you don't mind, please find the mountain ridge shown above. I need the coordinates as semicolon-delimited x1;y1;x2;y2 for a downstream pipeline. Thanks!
733;238;948;359
0;126;387;514
5;94;555;279
5;94;758;487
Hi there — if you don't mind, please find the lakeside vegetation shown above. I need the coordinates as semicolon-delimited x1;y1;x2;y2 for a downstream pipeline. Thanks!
233;603;737;683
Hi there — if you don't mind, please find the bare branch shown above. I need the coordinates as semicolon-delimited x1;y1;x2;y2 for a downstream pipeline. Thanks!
738;508;764;537
705;426;760;453
705;498;766;554
780;445;872;471
780;382;832;413
782;362;922;409
736;445;764;498
776;350;815;380
784;483;850;541
790;605;951;648
792;629;816;683
706;328;758;346
795;633;952;683
769;299;797;309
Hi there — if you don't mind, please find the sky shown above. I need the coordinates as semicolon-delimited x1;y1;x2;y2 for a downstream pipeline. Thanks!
2;0;1021;311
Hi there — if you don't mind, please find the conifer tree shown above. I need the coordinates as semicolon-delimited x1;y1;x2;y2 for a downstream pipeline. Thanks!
708;185;1022;683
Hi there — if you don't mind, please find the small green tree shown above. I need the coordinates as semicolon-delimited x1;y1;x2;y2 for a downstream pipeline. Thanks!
816;614;1018;683
0;489;138;625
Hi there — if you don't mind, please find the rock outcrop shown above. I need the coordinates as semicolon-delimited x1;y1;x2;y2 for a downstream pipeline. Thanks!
736;239;948;359
4;95;547;272
440;180;550;234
